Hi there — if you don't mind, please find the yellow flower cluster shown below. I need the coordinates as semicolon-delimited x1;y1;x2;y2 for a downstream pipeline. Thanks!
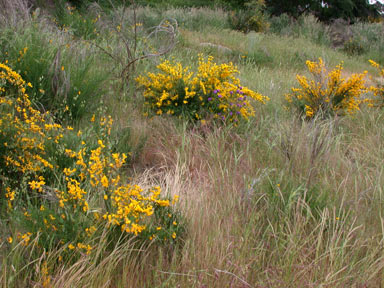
1;62;177;255
286;58;367;118
0;63;66;188
63;122;172;235
136;55;269;123
102;185;170;235
368;60;384;108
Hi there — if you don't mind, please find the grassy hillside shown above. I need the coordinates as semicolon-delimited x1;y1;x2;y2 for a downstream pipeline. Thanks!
1;2;384;287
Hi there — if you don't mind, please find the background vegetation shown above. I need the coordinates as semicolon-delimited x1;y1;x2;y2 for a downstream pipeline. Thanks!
1;0;384;287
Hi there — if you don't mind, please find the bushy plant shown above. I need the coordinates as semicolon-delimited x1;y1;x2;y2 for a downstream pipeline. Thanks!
0;63;182;260
228;0;269;33
268;13;292;34
347;21;384;61
285;58;367;119
53;4;100;40
0;21;105;122
367;60;384;108
269;14;331;46
136;55;269;124
343;37;366;56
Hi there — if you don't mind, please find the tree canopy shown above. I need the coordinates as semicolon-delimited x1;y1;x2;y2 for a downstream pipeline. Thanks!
263;0;384;21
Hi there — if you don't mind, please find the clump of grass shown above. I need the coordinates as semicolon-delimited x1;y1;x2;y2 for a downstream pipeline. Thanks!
269;13;331;46
53;4;101;40
348;21;384;63
0;0;31;26
0;18;106;122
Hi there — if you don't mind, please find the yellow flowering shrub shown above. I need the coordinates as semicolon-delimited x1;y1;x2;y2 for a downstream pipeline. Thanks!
1;63;182;258
285;58;367;119
0;62;61;196
136;55;269;123
368;60;384;108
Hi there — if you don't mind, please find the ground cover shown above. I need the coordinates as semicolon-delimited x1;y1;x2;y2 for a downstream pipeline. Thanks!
0;2;384;287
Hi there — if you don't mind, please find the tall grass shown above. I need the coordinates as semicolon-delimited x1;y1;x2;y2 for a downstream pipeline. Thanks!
269;13;331;47
122;109;384;287
0;19;107;122
136;6;230;31
348;21;384;63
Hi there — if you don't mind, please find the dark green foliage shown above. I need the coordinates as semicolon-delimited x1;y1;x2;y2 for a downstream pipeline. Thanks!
319;0;382;22
265;0;383;22
136;0;221;8
265;0;319;18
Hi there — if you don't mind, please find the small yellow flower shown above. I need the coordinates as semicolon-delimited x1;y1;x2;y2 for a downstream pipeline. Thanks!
101;176;109;188
7;237;13;244
29;180;45;190
172;195;179;204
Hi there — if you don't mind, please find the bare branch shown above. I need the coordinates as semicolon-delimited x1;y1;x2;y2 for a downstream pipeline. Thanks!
91;1;177;85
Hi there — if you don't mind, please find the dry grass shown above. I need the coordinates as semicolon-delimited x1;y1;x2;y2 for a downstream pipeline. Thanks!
0;0;31;25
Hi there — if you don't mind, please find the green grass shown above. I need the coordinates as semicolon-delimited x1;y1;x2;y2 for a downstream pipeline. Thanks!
1;2;384;287
0;19;107;122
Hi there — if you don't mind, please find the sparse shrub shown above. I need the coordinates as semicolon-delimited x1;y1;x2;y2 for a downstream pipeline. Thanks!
285;58;367;119
346;21;384;61
268;13;292;34
367;60;384;108
1;63;182;262
54;5;100;40
269;14;331;46
228;0;269;33
136;55;269;123
343;37;366;56
297;14;331;46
